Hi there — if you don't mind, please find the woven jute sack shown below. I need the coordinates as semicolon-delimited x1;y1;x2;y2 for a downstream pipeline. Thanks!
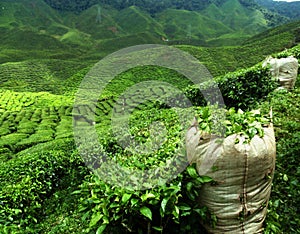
186;125;276;233
263;56;298;90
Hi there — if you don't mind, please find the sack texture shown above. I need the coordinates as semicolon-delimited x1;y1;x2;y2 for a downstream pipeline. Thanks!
186;126;276;233
263;56;298;90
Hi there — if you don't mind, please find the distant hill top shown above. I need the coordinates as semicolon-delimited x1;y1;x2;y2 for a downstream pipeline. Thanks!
0;0;299;56
0;0;288;48
255;0;300;20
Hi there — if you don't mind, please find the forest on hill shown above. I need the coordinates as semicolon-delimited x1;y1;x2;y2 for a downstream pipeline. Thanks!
255;0;300;20
43;0;254;13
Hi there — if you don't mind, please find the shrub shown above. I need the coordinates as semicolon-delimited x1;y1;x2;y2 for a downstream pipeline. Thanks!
75;165;213;234
257;86;300;233
0;139;86;228
0;133;28;152
37;120;57;131
0;124;11;136
27;130;54;142
74;106;272;233
55;117;73;139
276;44;300;59
0;148;12;162
185;64;278;110
17;120;37;134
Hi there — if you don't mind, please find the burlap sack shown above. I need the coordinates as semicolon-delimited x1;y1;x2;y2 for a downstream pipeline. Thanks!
186;125;276;233
263;56;298;90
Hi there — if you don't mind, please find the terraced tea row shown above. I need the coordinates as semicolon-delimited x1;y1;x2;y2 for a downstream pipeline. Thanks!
0;90;74;112
0;84;173;157
0;107;72;155
0;59;89;94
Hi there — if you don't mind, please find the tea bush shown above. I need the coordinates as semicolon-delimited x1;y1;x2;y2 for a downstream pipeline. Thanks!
72;106;272;233
0;139;87;229
75;165;214;234
185;64;278;109
258;86;300;233
275;44;300;59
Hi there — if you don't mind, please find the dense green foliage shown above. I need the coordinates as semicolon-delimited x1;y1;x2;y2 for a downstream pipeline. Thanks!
259;88;300;234
0;2;300;233
43;0;99;12
185;64;278;109
0;0;292;50
255;45;300;233
43;0;255;13
0;140;87;228
74;162;214;233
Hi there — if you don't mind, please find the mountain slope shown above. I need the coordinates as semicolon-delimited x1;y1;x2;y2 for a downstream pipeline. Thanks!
199;0;270;44
220;0;268;33
156;0;290;44
0;0;89;53
255;0;300;20
116;6;165;37
1;18;298;95
157;8;233;41
38;0;292;46
0;0;298;55
0;0;66;33
176;19;300;76
68;5;122;40
244;19;300;45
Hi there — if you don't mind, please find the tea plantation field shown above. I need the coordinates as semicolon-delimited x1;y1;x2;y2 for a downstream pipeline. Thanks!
0;43;299;234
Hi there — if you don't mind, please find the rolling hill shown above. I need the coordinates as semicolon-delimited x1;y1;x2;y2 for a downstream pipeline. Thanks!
0;0;295;51
0;13;299;95
157;8;233;41
255;0;300;20
0;0;299;100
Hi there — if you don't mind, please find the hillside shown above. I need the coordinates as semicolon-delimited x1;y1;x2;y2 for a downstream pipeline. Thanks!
1;16;299;95
0;0;300;233
0;0;294;49
156;8;233;41
255;0;300;20
0;43;299;234
244;19;300;45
